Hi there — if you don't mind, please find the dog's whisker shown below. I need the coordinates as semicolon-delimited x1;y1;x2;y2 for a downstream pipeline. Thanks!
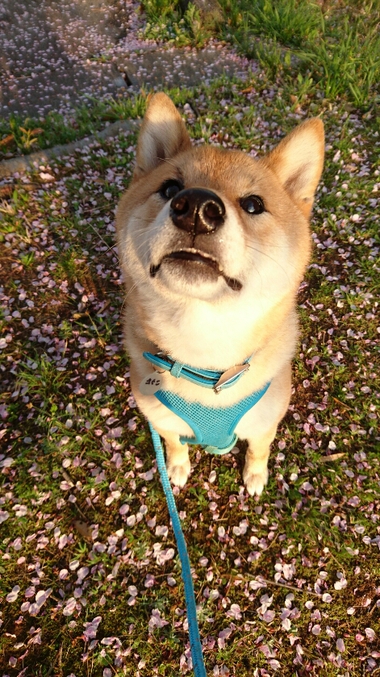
160;157;179;170
247;238;292;249
120;280;140;308
246;244;295;279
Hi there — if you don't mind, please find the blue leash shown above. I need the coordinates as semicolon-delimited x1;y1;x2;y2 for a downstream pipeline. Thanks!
149;422;207;677
146;352;270;674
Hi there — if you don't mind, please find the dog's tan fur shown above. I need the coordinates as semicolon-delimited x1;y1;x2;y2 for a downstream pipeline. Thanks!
116;93;324;495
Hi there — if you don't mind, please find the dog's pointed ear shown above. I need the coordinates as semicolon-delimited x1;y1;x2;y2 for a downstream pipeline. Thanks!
264;118;325;219
134;93;192;179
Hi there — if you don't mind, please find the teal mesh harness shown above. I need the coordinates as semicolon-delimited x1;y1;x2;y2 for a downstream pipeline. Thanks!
144;351;270;455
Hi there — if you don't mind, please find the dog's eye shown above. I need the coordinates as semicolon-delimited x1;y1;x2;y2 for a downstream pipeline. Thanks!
240;195;265;215
159;179;183;200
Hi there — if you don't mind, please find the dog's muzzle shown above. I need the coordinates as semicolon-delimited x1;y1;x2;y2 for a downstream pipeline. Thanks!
170;188;225;235
150;187;242;291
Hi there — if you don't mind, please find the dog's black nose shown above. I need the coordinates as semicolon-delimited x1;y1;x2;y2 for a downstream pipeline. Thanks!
170;188;225;235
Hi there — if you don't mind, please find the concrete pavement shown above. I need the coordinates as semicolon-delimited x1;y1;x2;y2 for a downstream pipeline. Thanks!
0;0;254;121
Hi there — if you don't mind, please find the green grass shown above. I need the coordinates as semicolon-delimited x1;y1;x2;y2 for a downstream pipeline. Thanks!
141;0;214;45
0;96;146;161
0;2;380;675
229;0;323;48
1;1;379;162
223;0;380;108
1;75;379;673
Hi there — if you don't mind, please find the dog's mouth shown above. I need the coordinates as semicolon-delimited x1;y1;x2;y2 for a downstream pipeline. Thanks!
150;248;242;292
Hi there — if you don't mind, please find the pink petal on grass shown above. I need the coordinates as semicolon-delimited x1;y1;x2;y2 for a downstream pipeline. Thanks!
365;628;376;641
0;510;10;524
226;604;242;620
83;616;102;640
63;597;77;616
148;609;169;634
144;574;155;588
336;638;345;652
217;626;234;649
261;610;276;622
76;567;89;584
6;586;20;603
35;588;52;606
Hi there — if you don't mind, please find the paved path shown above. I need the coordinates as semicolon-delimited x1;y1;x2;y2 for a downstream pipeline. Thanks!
0;0;254;121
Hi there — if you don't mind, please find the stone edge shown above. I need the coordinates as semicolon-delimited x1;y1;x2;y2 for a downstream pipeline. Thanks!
0;119;139;179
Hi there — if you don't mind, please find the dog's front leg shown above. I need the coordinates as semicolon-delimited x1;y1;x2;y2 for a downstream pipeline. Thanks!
155;428;191;487
243;424;278;497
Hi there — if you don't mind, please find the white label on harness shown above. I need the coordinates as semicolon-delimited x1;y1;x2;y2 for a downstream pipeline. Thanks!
139;372;162;395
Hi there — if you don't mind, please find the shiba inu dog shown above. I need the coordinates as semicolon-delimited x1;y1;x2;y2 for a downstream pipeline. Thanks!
116;93;324;496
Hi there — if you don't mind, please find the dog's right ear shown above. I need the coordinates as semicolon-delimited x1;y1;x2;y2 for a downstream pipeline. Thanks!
133;93;192;179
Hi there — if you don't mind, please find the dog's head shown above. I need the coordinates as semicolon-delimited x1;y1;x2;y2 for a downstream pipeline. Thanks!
116;93;324;308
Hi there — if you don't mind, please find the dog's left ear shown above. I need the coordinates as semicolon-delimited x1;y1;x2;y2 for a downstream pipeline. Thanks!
264;118;325;218
134;93;192;179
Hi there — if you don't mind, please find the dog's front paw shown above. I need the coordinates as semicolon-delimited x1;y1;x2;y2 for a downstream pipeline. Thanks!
243;467;268;497
167;458;191;488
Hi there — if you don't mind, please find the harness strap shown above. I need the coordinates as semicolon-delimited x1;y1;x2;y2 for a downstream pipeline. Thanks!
143;351;251;392
143;349;270;454
155;381;270;454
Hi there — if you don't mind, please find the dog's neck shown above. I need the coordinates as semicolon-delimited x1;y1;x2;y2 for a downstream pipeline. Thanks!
139;288;294;371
